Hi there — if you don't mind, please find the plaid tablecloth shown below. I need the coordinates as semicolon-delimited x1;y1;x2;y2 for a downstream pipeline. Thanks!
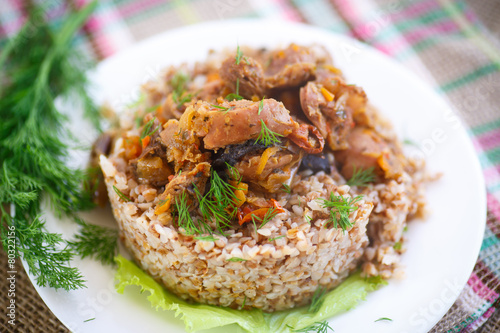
1;0;499;332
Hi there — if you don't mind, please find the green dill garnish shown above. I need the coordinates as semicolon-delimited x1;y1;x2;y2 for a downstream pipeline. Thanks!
305;215;312;223
68;218;118;266
375;317;393;322
403;225;408;232
174;192;197;235
0;1;107;290
281;183;291;194
170;70;192;108
211;104;235;114
235;45;250;65
173;92;193;109
287;320;333;333
281;183;292;194
225;162;242;183
83;318;95;323
346;166;375;187
258;98;264;115
171;71;189;97
269;235;286;241
242;295;247;308
309;286;327;313
227;257;247;262
225;78;244;101
158;198;170;207
255;120;283;146
236;45;243;65
113;186;131;202
393;241;402;250
403;138;418;146
318;194;363;231
255;207;279;229
140;117;159;139
194;235;218;242
194;168;241;234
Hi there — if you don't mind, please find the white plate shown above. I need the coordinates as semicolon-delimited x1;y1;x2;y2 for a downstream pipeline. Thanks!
28;19;486;333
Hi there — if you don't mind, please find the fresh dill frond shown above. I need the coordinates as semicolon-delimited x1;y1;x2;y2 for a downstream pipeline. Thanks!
0;1;99;290
309;286;327;313
255;120;283;146
140;117;159;139
393;241;402;250
211;104;234;114
69;219;118;266
113;186;131;202
269;235;286;242
171;70;189;97
225;162;242;183
281;183;291;194
174;192;199;235
403;138;418;146
258;97;264;115
257;207;278;229
242;295;247;308
287;320;334;333
225;78;243;101
227;257;247;262
346;166;375;187
194;168;241;234
318;194;363;231
235;44;243;65
11;215;86;290
83;318;96;323
194;235;217;242
375;317;393;322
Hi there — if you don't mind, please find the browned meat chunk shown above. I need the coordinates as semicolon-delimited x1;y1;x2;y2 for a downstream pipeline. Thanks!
288;122;325;154
158;162;211;207
234;147;302;193
135;156;172;186
160;119;210;172
220;56;265;99
334;127;403;180
180;99;299;149
300;80;365;150
264;44;331;90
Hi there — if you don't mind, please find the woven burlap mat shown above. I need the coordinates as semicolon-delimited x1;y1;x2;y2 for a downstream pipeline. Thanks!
0;249;69;333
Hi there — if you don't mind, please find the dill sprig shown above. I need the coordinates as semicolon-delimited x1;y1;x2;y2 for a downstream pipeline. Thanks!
174;192;202;235
258;98;264;115
140;117;159;139
113;186;131;202
255;120;283;146
211;104;235;114
281;183;291;194
346;166;375;187
195;169;241;234
318;194;363;231
269;235;286;242
225;78;243;101
68;218;119;266
235;45;250;65
235;45;243;65
309;286;327;313
0;1;101;290
227;257;247;262
287;320;334;333
375;317;393;322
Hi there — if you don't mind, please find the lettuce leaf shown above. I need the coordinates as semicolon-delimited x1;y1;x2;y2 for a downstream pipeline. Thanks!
114;255;386;332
